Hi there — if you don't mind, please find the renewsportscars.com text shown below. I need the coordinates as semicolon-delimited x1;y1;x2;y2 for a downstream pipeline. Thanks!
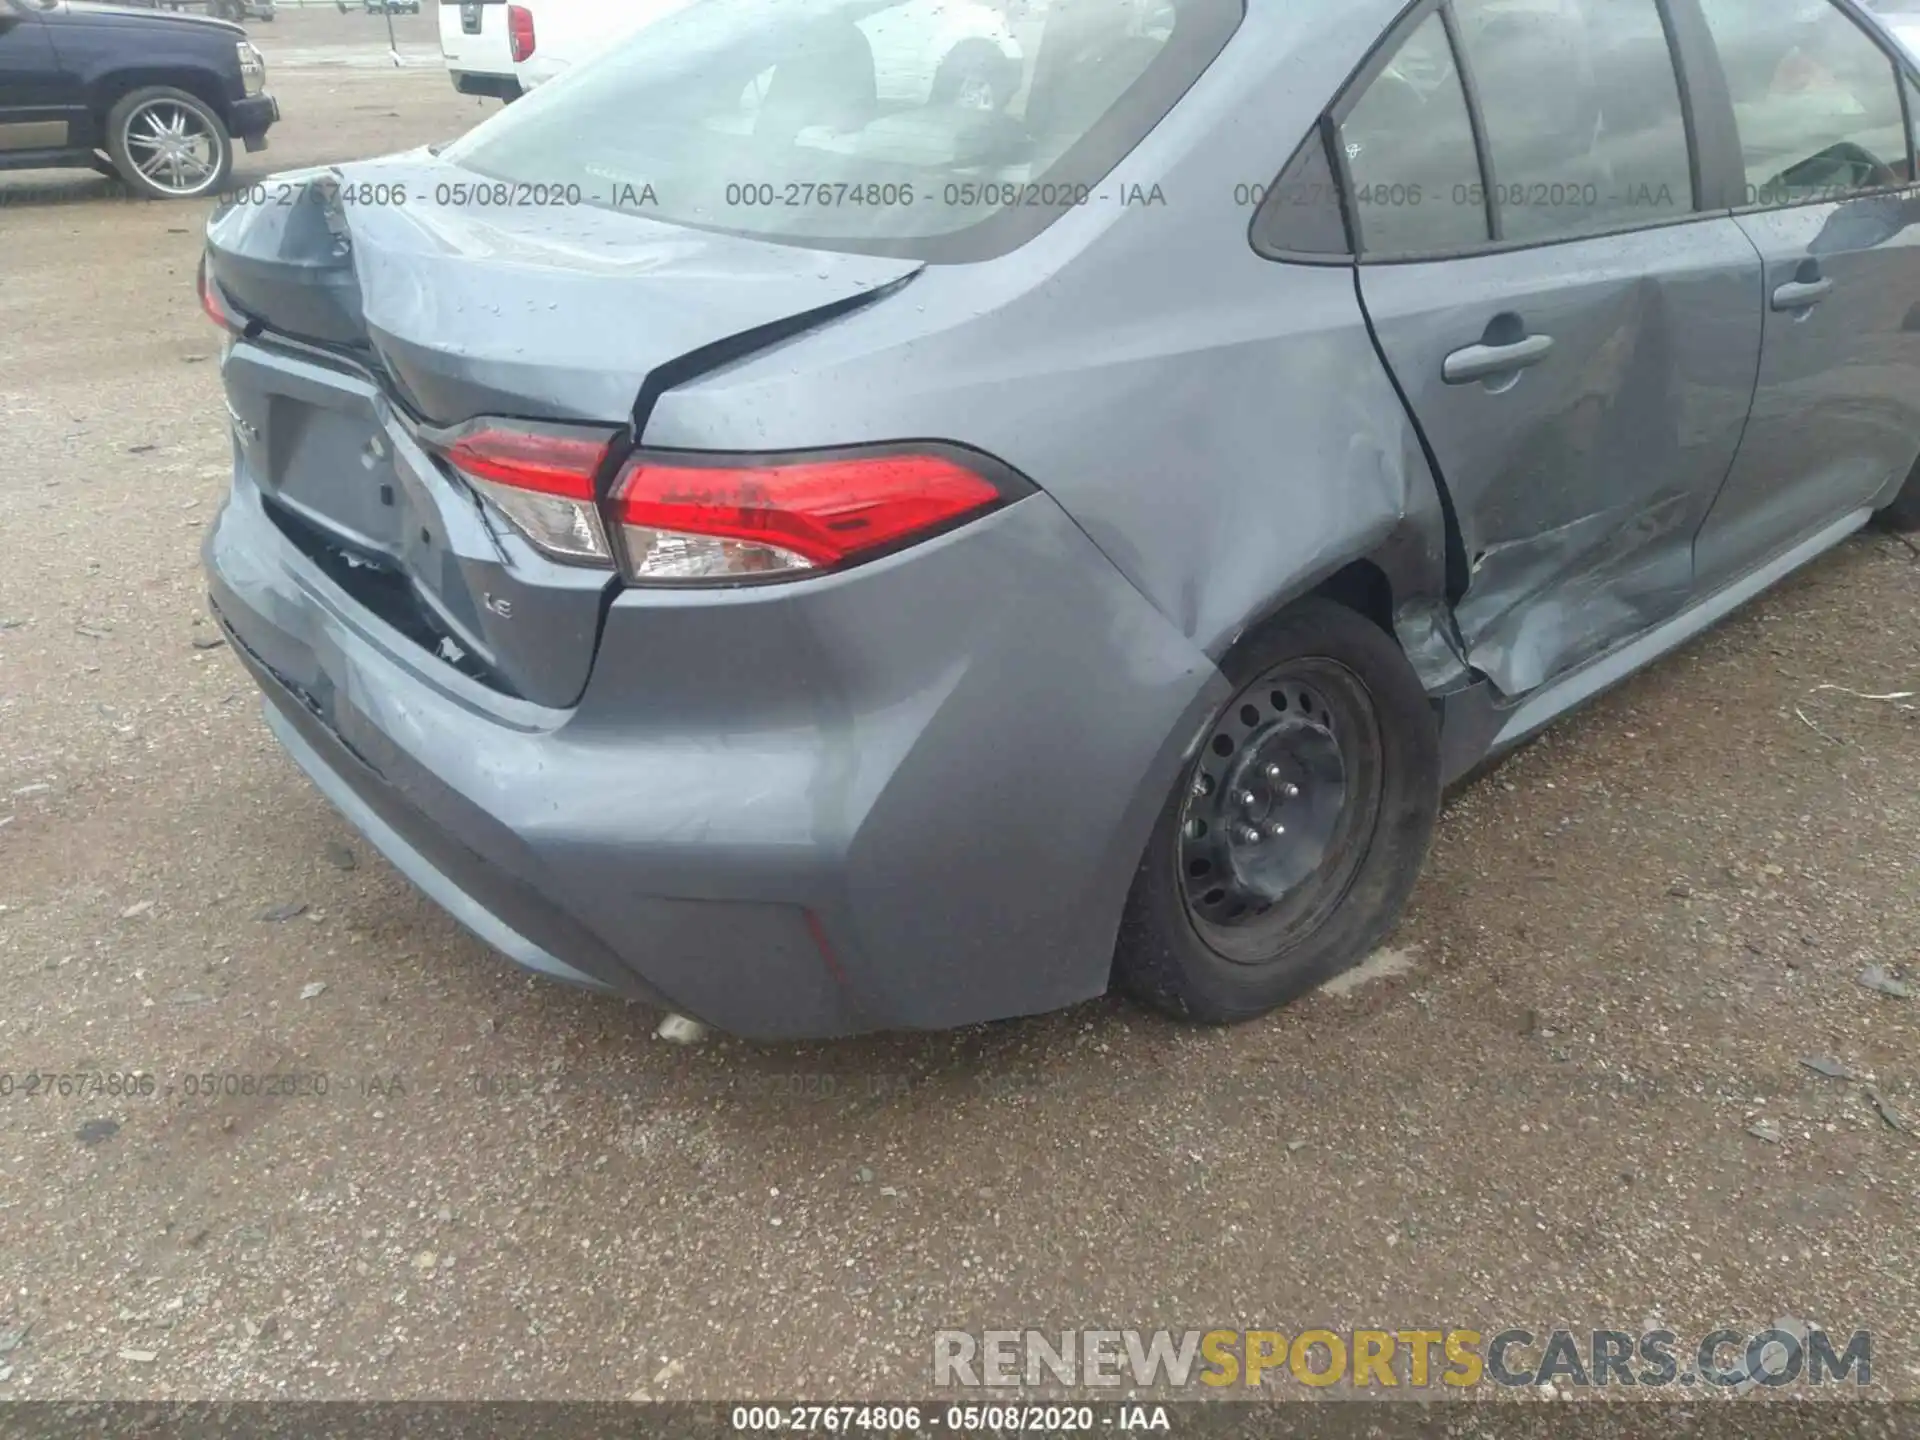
933;1327;1872;1390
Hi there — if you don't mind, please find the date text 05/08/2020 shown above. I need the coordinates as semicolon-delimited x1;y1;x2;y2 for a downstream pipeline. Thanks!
729;1405;1170;1433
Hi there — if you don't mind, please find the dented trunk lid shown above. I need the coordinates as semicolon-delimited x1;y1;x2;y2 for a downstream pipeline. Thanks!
203;154;922;708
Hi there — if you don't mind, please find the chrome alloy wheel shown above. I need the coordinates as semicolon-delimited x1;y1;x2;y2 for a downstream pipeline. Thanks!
121;97;222;197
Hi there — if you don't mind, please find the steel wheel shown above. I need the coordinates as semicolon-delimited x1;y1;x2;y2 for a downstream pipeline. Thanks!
1116;600;1440;1023
121;97;222;197
1175;657;1384;964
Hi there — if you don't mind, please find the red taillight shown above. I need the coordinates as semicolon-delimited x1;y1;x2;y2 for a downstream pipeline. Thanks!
508;4;535;61
436;422;615;565
611;451;1004;582
444;425;607;500
432;423;1016;583
198;256;237;332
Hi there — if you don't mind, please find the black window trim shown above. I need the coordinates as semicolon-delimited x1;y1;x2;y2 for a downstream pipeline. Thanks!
1439;0;1503;243
1658;0;1711;211
1246;0;1444;265
1326;0;1468;260
1658;0;1747;209
1353;0;1713;262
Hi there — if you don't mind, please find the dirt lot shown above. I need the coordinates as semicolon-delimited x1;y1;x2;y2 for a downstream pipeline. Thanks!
0;10;1918;1404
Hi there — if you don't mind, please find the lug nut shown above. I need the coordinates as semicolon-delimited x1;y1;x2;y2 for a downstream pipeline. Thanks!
1283;783;1301;799
1238;791;1258;809
1267;822;1286;838
1265;764;1284;781
1236;824;1263;845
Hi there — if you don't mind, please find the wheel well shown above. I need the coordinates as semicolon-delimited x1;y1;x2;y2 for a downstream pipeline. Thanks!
1306;560;1394;637
94;71;231;131
1224;559;1398;668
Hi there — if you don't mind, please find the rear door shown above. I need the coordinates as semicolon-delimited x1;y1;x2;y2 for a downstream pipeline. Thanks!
1690;0;1920;583
1344;0;1765;697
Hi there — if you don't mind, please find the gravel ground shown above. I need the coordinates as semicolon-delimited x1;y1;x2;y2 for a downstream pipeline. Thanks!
1;13;1918;1403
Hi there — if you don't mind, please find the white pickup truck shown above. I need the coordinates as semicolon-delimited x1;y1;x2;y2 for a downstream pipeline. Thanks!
438;0;521;101
507;0;1023;114
502;0;685;91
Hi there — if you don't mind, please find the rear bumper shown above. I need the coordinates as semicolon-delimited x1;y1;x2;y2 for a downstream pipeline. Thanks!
513;59;562;90
450;70;521;99
245;673;639;1000
203;462;1224;1039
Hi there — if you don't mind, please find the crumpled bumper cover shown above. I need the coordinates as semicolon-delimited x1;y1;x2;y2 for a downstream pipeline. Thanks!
204;468;1224;1039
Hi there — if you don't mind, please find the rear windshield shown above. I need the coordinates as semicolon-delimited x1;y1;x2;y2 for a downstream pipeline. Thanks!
441;0;1243;260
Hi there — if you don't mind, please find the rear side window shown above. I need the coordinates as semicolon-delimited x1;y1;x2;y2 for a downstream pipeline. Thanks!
1250;125;1352;257
1334;0;1699;258
1698;0;1912;205
1452;0;1695;243
442;0;1245;261
1339;11;1489;256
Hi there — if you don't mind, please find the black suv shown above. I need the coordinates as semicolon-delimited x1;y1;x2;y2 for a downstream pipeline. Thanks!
0;0;278;199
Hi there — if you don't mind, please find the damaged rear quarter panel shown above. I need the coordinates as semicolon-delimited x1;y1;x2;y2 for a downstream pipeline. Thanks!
639;30;1454;671
648;253;1451;662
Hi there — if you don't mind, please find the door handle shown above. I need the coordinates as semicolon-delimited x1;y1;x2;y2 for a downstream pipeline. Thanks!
1443;333;1555;385
1772;277;1834;312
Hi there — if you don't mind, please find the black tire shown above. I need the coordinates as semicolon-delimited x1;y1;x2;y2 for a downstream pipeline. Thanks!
104;86;232;201
1114;599;1440;1024
930;38;1018;112
1876;455;1920;532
